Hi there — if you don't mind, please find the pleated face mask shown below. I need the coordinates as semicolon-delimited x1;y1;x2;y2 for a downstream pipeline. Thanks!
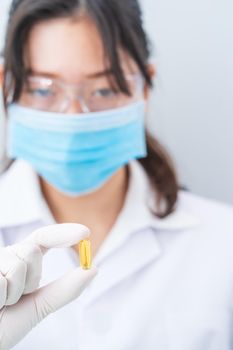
7;100;147;196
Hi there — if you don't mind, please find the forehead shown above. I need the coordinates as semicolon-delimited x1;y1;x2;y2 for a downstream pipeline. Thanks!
26;16;106;82
25;16;137;83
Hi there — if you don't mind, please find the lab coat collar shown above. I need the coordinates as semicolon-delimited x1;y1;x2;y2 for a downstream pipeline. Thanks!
83;162;200;304
84;227;161;304
92;159;200;266
0;159;199;232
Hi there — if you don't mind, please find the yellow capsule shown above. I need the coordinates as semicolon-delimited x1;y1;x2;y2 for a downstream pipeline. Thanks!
78;239;92;269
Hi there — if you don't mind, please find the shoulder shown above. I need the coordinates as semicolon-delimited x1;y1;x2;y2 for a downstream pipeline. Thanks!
172;192;233;286
178;190;233;244
0;160;43;232
179;190;233;225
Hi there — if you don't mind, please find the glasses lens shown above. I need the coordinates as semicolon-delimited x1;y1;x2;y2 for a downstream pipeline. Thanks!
19;77;63;112
86;75;144;112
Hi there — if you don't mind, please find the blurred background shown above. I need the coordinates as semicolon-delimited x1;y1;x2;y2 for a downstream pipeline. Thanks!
0;0;232;205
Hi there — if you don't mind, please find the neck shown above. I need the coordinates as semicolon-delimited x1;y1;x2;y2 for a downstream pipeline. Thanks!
40;166;129;256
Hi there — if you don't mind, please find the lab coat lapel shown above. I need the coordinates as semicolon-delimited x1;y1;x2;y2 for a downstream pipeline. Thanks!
87;227;161;304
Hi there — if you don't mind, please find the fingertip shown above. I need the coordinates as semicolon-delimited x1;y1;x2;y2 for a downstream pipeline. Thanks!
29;223;91;249
75;266;98;285
59;223;91;237
87;265;98;277
79;265;98;276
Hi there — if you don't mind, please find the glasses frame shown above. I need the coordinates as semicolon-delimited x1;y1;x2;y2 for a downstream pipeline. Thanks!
18;72;145;113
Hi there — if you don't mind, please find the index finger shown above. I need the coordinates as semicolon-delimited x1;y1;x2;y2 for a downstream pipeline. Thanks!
25;223;90;254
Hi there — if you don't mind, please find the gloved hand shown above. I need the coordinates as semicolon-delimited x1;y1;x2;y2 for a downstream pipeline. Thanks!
0;223;97;350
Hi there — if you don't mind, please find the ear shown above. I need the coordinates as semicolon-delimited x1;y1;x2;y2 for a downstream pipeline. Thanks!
0;63;4;87
144;63;156;100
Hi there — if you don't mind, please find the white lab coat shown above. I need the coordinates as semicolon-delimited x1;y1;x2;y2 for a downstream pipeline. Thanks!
0;159;233;350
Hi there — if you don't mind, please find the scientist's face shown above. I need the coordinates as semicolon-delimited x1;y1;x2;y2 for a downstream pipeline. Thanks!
9;15;150;197
23;15;144;113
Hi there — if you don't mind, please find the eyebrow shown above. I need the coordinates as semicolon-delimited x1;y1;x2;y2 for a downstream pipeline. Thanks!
87;69;113;78
26;68;113;79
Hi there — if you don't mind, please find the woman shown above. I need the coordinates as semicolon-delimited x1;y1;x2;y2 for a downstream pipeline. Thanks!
0;0;233;349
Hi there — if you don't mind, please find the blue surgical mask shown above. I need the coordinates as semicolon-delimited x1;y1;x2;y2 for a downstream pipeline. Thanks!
7;101;147;196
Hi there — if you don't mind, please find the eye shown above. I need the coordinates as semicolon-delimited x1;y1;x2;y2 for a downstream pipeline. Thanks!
92;88;117;98
27;88;54;98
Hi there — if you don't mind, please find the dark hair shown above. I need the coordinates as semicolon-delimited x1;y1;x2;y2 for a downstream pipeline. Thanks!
3;0;179;217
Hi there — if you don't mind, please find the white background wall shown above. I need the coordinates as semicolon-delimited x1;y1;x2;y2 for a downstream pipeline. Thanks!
141;0;233;206
1;0;233;205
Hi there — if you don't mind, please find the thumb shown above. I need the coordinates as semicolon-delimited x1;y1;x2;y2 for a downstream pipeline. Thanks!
34;266;98;319
0;267;97;350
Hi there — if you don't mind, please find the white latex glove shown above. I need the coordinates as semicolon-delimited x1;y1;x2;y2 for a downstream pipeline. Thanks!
0;224;97;350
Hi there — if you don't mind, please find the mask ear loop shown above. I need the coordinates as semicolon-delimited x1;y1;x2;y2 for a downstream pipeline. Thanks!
134;74;145;101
